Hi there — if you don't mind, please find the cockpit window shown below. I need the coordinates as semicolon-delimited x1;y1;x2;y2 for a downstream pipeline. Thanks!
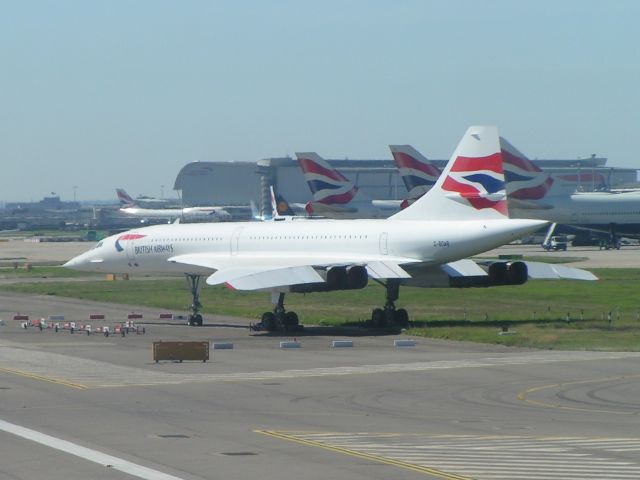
92;241;104;250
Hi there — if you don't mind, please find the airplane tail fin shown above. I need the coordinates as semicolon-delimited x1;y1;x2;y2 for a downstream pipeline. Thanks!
389;145;441;199
116;188;136;207
270;187;295;217
390;126;508;221
500;137;554;201
295;152;358;205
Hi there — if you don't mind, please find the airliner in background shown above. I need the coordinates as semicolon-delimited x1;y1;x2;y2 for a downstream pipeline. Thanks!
389;145;441;204
116;188;178;208
500;138;640;247
393;140;640;248
67;127;595;329
116;188;233;223
295;152;402;219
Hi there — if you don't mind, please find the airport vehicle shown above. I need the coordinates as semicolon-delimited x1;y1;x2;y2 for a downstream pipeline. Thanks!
116;189;233;223
66;127;595;330
296;152;402;218
543;235;569;251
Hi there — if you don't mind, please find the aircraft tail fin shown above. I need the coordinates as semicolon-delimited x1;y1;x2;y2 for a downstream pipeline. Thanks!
500;137;554;200
269;186;295;218
295;152;358;205
116;188;136;207
390;126;508;221
389;145;441;199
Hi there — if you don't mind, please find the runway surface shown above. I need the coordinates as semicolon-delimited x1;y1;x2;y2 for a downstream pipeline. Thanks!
1;292;640;479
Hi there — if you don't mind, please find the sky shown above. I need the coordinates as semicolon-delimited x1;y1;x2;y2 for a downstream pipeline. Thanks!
2;0;639;202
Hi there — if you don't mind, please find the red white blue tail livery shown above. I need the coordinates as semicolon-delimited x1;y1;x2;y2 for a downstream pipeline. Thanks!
501;137;554;201
392;126;507;220
389;145;441;200
296;152;358;205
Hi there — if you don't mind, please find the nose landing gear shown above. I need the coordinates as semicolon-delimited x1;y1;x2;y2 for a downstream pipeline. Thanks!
185;274;204;326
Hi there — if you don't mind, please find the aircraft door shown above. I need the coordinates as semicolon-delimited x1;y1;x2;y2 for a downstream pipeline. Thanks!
230;227;243;256
379;232;389;255
125;237;137;266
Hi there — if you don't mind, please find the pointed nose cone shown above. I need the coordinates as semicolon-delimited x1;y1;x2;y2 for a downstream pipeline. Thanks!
63;256;80;269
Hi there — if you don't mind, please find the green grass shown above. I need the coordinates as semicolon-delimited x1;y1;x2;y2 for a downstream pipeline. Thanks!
0;265;100;278
2;268;640;350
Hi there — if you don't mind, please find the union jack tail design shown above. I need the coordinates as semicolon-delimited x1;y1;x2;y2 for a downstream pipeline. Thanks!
500;137;553;200
441;152;508;215
389;145;441;200
391;126;509;221
116;188;136;207
296;152;358;205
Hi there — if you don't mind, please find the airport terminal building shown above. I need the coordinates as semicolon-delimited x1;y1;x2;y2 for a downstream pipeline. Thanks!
173;156;638;216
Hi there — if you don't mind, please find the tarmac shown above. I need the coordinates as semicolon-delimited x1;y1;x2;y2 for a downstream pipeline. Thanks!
1;239;640;479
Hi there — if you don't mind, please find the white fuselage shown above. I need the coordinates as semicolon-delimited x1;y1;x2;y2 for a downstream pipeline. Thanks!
66;217;545;276
119;206;232;222
511;191;640;234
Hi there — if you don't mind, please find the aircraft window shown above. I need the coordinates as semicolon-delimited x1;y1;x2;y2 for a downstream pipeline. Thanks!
93;241;104;249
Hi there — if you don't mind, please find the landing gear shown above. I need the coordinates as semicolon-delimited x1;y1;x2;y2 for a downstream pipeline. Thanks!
259;292;301;332
185;274;204;326
609;224;621;250
371;279;410;328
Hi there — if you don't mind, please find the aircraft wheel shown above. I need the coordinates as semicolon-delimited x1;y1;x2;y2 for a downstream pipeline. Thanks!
193;313;203;326
394;308;409;328
261;312;276;331
284;311;299;330
371;308;385;328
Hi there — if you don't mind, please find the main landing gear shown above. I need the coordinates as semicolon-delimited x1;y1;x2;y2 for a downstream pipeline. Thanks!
370;279;409;328
259;292;301;332
185;274;204;326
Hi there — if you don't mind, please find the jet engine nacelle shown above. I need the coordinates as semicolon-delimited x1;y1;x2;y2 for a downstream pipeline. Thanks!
449;261;529;288
290;265;369;293
326;265;368;290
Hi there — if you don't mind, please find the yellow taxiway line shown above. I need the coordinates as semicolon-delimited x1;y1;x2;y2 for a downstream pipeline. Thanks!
0;367;88;390
517;374;640;415
256;429;471;480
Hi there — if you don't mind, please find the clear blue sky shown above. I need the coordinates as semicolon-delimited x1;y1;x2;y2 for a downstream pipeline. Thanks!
2;0;639;202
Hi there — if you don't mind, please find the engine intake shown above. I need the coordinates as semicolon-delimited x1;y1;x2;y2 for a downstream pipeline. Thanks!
449;261;529;288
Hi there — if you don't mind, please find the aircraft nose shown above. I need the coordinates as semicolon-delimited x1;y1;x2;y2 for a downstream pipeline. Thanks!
63;256;80;269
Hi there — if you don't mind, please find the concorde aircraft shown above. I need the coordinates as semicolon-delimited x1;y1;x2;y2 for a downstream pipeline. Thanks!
65;127;595;330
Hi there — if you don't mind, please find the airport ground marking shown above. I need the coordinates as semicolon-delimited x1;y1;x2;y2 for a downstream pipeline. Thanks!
0;366;88;390
517;374;640;415
259;431;640;479
0;418;186;480
255;430;471;480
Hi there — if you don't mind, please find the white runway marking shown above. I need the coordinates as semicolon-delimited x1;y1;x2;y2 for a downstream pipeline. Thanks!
1;343;639;388
0;418;184;480
285;432;640;480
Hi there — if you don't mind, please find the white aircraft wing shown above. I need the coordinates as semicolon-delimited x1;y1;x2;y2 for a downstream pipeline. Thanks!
168;253;419;290
207;265;324;290
523;261;598;281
